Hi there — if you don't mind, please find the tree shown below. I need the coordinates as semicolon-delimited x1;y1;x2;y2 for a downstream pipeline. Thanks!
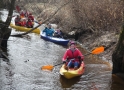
0;0;16;51
112;24;124;74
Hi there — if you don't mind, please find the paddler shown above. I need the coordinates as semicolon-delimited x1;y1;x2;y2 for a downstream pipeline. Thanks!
62;41;84;70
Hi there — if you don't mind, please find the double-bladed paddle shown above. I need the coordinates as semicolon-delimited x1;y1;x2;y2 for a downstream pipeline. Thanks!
41;46;104;71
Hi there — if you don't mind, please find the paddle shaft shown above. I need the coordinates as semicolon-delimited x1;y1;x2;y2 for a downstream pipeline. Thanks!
84;53;92;56
54;62;63;67
53;52;94;67
53;46;104;67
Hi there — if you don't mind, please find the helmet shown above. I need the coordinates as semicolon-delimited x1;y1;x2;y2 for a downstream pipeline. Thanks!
69;41;76;46
48;23;52;28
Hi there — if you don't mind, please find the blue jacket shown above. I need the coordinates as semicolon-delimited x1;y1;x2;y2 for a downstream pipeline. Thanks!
43;27;55;36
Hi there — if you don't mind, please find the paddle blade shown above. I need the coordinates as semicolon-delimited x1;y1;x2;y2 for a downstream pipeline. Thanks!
91;46;104;54
41;65;54;71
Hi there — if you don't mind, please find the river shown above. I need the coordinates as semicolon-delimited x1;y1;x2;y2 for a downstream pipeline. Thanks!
0;9;124;90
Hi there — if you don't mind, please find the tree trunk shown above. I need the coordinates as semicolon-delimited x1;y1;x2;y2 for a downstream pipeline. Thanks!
0;0;15;50
112;24;124;74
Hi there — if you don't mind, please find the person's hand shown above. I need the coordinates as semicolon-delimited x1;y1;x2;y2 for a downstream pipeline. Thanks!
78;56;81;60
63;61;66;64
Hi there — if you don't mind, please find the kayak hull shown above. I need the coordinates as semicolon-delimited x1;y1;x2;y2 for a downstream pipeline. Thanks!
10;23;40;34
40;33;69;46
59;62;85;79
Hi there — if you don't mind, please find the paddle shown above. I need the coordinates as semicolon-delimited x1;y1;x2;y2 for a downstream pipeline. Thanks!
84;46;104;56
41;46;104;71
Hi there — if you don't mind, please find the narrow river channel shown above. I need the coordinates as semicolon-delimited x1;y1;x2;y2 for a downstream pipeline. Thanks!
0;9;124;90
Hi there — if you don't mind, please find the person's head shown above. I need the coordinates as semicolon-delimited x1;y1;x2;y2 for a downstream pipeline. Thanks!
57;29;60;32
69;41;76;49
29;13;32;15
48;23;52;29
17;15;20;18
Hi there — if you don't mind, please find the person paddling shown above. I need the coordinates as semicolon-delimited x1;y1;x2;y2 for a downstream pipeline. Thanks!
26;19;33;28
54;29;64;38
42;24;55;36
28;13;34;22
62;41;84;70
15;15;21;26
18;18;26;27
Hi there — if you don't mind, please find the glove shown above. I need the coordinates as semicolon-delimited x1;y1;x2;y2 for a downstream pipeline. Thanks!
78;56;81;60
63;61;66;64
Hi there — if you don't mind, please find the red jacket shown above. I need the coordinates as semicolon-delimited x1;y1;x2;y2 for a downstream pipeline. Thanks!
26;21;33;28
20;12;25;18
62;48;84;62
15;17;20;25
28;15;34;21
19;21;26;27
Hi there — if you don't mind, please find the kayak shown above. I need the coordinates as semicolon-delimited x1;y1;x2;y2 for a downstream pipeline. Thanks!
40;32;69;46
59;62;85;79
10;23;40;34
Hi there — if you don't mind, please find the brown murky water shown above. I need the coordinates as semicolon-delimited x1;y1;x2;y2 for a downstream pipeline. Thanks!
0;9;124;90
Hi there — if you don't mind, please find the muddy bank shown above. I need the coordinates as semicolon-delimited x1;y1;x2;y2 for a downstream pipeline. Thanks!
78;31;118;65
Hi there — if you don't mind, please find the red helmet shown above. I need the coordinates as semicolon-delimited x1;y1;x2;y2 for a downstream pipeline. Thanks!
69;41;76;46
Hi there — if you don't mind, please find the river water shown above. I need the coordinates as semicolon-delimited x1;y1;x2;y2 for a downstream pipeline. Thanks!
0;9;124;90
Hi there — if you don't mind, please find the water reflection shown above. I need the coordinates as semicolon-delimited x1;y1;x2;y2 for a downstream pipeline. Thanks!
60;75;81;88
111;74;124;90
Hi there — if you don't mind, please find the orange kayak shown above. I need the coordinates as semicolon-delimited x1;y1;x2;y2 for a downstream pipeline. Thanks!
59;62;85;79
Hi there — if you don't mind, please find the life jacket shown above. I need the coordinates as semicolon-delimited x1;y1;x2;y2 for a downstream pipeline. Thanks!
15;18;20;25
28;15;34;21
62;48;84;62
26;21;33;28
19;21;26;27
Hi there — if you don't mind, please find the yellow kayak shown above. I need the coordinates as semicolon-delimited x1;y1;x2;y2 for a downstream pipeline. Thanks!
10;23;40;34
60;62;85;79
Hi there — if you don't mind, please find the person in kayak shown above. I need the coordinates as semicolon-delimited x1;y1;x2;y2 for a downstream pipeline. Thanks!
62;41;84;70
20;10;25;18
42;24;55;36
26;19;33;28
53;29;64;38
18;18;27;27
28;13;34;22
15;15;21;26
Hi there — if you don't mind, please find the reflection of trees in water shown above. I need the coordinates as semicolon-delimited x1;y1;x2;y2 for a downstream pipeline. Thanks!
59;75;80;88
111;74;124;90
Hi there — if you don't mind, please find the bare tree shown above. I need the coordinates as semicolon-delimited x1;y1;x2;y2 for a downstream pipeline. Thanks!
0;0;16;50
112;24;124;74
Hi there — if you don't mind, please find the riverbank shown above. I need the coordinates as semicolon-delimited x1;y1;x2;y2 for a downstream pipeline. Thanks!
76;30;119;69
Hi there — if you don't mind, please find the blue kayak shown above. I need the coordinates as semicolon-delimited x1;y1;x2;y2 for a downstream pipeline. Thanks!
40;32;69;46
